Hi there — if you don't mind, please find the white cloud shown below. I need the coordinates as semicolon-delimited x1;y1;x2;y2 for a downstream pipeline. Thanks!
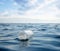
0;17;60;23
21;0;60;20
44;0;55;4
0;0;60;23
28;0;37;6
24;0;56;14
13;2;18;6
0;11;9;17
2;11;9;15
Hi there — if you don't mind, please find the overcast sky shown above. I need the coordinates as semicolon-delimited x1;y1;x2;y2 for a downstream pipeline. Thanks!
0;0;60;23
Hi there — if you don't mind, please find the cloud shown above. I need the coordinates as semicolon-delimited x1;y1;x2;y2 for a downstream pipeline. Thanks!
0;0;60;23
29;0;60;18
0;10;18;17
56;0;60;9
0;11;9;17
1;0;60;18
44;0;55;4
15;0;44;11
18;0;60;20
14;0;58;15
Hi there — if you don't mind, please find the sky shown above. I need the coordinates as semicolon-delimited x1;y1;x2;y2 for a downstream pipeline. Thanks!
0;0;60;23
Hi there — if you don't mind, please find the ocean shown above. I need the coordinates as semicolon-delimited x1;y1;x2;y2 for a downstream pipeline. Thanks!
0;23;60;51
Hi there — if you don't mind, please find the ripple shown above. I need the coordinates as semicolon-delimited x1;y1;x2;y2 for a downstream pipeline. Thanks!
0;23;60;51
55;36;60;39
29;43;60;50
0;47;15;51
0;41;19;45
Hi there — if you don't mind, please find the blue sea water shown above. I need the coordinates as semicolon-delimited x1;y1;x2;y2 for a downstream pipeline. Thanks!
0;23;60;51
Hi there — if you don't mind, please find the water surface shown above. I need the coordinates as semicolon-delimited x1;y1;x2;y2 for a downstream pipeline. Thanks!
0;23;60;51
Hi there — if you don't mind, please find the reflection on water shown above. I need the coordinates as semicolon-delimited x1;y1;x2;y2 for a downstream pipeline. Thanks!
19;41;29;47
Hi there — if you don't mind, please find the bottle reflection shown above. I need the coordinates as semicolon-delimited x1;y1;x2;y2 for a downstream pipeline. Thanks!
18;40;30;51
19;40;30;48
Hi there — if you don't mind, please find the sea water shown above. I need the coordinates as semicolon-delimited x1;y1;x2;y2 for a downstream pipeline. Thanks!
0;23;60;51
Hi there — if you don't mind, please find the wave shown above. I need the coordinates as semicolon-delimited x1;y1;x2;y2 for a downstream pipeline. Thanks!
0;23;60;51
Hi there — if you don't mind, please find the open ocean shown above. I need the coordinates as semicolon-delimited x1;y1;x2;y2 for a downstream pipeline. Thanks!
0;23;60;51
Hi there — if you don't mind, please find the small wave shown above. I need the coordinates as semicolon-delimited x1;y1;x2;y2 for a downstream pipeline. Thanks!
0;34;13;37
0;24;9;26
0;23;60;51
0;47;15;51
3;28;9;31
0;41;19;45
54;35;60;39
2;28;13;31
